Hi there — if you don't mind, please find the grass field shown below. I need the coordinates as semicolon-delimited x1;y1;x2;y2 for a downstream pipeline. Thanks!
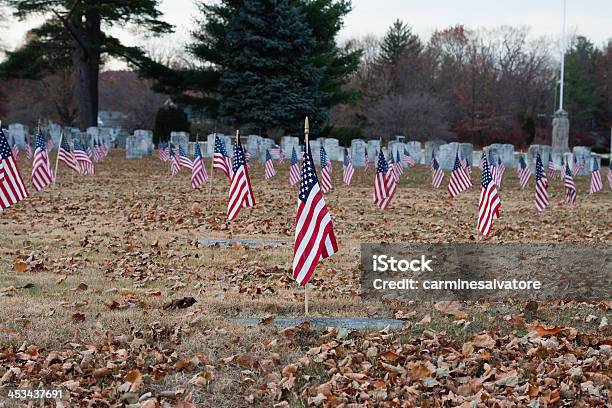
1;150;610;407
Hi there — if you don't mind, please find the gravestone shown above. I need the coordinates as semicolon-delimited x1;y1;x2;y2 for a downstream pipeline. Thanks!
309;140;322;164
170;131;189;147
552;110;570;155
527;145;553;171
47;122;62;150
98;127;112;146
322;138;340;161
206;133;222;157
281;136;299;159
393;135;406;143
424;140;444;163
350;139;367;167
259;138;274;162
460;143;474;166
486;143;515;167
437;143;461;169
126;130;153;159
366;140;381;162
86;127;100;148
246;134;263;158
472;150;482;167
388;141;406;162
405;141;423;164
8;123;28;148
572;146;592;176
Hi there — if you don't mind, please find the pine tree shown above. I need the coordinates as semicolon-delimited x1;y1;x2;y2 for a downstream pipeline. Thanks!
152;0;361;132
379;19;422;65
217;0;326;133
0;0;172;128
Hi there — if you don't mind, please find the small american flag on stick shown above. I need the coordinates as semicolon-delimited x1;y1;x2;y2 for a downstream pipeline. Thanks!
364;150;370;172
178;145;193;170
227;133;255;221
289;146;300;186
158;141;169;161
169;143;180;176
373;150;396;209
564;162;576;205
0;128;28;209
535;153;549;213
191;143;209;189
431;154;444;188
213;135;232;180
516;155;531;189
589;158;602;194
607;160;612;190
448;150;471;197
31;130;53;192
342;149;354;185
58;136;79;174
403;148;415;167
319;146;332;193
547;155;556;179
11;142;18;159
477;154;501;238
74;141;94;175
24;142;32;160
292;128;337;287
264;149;276;179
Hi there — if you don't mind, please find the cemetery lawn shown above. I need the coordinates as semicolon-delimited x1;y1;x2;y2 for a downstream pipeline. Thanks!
1;151;610;407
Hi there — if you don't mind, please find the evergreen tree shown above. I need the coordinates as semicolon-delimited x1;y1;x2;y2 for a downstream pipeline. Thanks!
217;0;326;133
0;0;172;128
379;19;422;65
564;36;601;130
152;0;361;133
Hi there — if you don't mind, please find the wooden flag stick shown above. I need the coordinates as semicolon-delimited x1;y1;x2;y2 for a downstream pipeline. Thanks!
52;130;64;186
305;283;309;316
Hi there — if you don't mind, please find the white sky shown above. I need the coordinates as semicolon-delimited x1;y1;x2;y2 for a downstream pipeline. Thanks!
3;0;611;66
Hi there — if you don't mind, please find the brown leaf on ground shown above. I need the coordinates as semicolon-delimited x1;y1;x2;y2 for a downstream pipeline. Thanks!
12;260;29;273
163;296;197;310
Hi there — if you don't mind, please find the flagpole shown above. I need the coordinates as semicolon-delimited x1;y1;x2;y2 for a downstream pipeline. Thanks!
304;116;310;317
559;0;567;111
52;130;63;187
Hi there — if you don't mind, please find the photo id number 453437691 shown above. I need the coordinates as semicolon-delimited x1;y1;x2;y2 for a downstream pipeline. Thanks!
3;388;64;400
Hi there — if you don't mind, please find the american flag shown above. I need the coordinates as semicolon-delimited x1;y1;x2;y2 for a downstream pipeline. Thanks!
547;155;556;179
264;149;276;179
496;157;505;188
227;138;255;221
564;162;576;205
191;143;209;189
92;139;103;162
73;141;94;175
608;160;612;190
45;134;54;152
448;151;471;197
431;154;444;188
516;155;531;189
319;146;332;193
278;149;286;165
169;143;180;176
393;150;404;180
535;153;549;213
373;149;396;209
158;141;169;161
178;144;193;170
213;135;232;180
571;155;580;176
270;144;281;157
58;136;79;173
289;146;300;186
477;154;501;238
589;158;602;194
342;149;354;185
292;145;338;286
364;150;370;172
24;142;32;160
11;142;19;159
0;128;28;209
460;148;471;176
100;140;109;157
31;130;53;192
403;148;415;167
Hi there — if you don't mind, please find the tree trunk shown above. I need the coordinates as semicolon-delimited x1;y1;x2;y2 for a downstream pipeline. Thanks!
71;7;101;129
73;46;99;128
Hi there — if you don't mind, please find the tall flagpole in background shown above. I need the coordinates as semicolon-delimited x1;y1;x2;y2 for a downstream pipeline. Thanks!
559;0;567;111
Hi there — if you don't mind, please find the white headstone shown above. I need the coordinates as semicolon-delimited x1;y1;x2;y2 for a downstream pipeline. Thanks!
281;136;299;159
8;123;28;148
170;131;189;147
322;138;340;161
366;140;381;162
527;145;553;171
47;122;62;151
572;146;592;175
246;134;263;158
126;130;153;159
424;140;444;164
404;141;423;164
309;140;322;164
350;139;367;167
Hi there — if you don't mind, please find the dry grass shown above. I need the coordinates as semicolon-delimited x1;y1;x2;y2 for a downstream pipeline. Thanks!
0;150;610;406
